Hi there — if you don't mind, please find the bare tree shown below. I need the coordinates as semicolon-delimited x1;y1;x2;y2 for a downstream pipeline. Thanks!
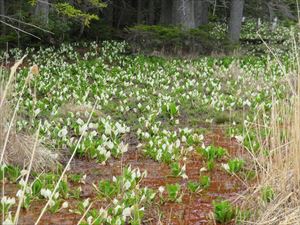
34;0;50;25
228;0;244;43
267;1;275;22
194;0;209;27
137;0;143;24
104;0;114;27
172;0;195;29
160;0;173;24
148;0;155;25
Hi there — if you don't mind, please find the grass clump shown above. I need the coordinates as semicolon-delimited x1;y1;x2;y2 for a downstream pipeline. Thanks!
0;60;59;172
199;145;226;161
213;200;235;224
261;186;275;203
166;183;181;202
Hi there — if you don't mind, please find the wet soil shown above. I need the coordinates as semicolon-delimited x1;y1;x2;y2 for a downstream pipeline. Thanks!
3;128;248;225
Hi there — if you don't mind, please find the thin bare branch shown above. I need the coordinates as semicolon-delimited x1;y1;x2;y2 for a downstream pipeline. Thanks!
0;15;53;34
0;20;41;40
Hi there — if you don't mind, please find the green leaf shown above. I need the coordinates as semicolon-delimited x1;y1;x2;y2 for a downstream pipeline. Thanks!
187;181;200;193
166;183;180;201
213;200;235;223
32;179;43;196
200;175;211;189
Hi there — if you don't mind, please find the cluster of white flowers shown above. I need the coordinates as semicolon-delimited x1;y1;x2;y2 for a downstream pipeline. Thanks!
13;40;286;160
4;39;292;224
139;121;204;164
40;189;59;207
85;166;153;224
221;163;230;172
1;196;16;206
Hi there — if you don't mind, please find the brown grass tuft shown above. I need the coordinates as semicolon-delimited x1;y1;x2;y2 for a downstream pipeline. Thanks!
242;95;300;223
1;132;59;172
242;44;300;224
0;59;59;172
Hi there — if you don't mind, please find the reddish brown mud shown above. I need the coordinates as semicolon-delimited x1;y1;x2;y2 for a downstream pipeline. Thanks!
2;128;248;225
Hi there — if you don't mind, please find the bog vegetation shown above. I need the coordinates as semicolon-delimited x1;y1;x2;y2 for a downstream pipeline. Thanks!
0;33;299;225
1;0;300;224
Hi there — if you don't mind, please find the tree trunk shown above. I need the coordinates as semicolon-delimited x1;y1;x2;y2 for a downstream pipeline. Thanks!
267;1;275;22
78;0;88;39
116;0;125;28
104;0;114;27
0;0;5;35
228;0;244;43
137;0;143;24
172;0;195;29
78;23;85;39
194;0;209;27
160;0;172;25
35;0;49;25
148;0;155;25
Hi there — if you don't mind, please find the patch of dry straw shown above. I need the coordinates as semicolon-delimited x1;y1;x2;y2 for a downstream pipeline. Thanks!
242;50;300;224
0;58;59;172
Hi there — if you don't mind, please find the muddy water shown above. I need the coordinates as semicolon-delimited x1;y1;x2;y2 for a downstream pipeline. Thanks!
3;129;248;225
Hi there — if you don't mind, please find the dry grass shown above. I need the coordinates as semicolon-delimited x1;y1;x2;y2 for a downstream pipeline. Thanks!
242;43;300;224
0;59;59;172
243;96;300;224
2;133;59;172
